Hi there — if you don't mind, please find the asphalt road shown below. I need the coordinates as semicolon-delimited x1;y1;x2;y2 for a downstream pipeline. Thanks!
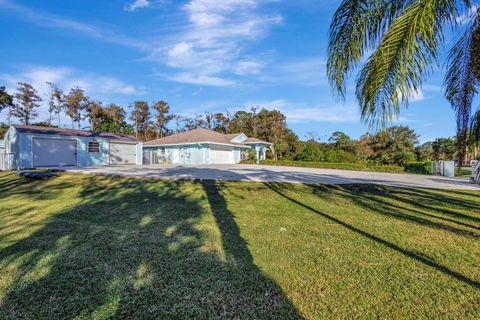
64;164;480;190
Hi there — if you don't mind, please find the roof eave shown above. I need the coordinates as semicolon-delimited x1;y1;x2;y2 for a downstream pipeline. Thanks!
144;141;251;148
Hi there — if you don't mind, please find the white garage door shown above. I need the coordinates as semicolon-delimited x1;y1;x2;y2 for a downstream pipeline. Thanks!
109;142;137;165
210;145;234;164
33;138;77;167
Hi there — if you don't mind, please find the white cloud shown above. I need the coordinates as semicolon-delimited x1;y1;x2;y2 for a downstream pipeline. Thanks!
0;0;147;50
168;73;237;87
161;0;281;85
124;0;151;11
397;88;425;103
259;57;328;86
0;65;145;123
409;89;425;102
244;99;360;123
422;84;442;93
233;60;263;75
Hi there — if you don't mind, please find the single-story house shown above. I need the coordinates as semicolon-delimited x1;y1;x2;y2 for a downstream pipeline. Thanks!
1;125;142;170
143;128;272;165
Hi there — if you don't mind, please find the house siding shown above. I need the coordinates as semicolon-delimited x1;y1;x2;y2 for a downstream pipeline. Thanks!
233;147;241;163
4;127;19;168
145;143;243;165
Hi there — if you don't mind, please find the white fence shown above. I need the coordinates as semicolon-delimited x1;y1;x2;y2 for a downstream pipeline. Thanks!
472;160;480;183
0;153;14;171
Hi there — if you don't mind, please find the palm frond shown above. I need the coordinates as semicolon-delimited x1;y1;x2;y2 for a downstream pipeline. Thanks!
356;0;458;127
471;107;480;142
444;8;480;161
326;0;407;97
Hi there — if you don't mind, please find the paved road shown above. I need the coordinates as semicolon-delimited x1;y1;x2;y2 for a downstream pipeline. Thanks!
64;164;480;190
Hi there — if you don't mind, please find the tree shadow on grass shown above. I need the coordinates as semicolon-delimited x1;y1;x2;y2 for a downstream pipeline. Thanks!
264;182;480;290
200;180;299;318
335;185;480;236
0;176;301;319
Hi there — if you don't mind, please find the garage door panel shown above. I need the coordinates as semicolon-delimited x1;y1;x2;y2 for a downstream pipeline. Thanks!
33;138;77;167
109;142;137;165
210;145;234;164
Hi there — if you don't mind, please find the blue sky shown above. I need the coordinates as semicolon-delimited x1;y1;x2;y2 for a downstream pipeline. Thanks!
0;0;469;143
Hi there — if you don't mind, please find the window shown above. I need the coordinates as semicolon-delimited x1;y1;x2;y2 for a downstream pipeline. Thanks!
240;150;248;160
88;141;100;153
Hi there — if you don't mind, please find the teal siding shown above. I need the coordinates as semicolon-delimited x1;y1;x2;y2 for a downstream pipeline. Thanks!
3;127;19;169
233;147;241;163
177;144;208;164
145;143;210;165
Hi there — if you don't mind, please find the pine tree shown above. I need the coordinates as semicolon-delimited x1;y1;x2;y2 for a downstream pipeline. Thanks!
65;87;89;129
46;82;65;126
13;82;42;125
152;100;175;138
0;86;14;125
129;101;151;140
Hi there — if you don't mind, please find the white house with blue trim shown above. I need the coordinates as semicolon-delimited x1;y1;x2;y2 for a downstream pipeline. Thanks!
1;125;142;170
143;128;272;165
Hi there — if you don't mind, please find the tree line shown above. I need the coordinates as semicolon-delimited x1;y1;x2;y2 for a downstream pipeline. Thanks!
0;82;473;165
0;83;296;158
295;127;462;166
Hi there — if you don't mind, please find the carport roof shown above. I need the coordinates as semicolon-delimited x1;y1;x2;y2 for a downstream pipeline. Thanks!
12;125;140;142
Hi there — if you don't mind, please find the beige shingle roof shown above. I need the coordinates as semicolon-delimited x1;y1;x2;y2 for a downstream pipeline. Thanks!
243;137;272;145
144;128;247;147
144;128;272;147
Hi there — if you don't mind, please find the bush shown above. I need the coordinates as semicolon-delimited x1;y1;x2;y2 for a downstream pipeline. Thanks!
247;149;257;163
404;162;432;174
259;160;405;173
240;159;256;164
394;151;416;166
295;143;323;162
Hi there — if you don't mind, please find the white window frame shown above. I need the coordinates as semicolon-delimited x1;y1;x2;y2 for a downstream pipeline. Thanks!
88;141;100;153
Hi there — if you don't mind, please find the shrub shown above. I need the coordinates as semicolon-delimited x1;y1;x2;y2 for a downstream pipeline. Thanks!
394;151;416;166
404;162;432;174
247;150;257;163
240;159;257;164
295;143;323;162
259;160;405;173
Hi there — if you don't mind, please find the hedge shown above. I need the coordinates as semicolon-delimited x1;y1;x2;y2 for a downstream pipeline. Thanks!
404;162;432;174
258;160;405;173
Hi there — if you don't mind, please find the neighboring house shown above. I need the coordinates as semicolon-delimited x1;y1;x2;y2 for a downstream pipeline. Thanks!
1;125;142;170
143;128;272;165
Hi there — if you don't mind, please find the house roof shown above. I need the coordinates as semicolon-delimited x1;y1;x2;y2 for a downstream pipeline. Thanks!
144;128;271;147
12;125;140;142
243;137;272;145
144;128;247;147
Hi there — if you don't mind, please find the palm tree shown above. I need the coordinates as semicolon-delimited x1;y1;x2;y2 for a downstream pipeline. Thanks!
327;0;480;165
471;109;480;158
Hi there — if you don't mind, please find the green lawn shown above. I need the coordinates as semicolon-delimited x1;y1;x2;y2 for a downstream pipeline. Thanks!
0;172;479;319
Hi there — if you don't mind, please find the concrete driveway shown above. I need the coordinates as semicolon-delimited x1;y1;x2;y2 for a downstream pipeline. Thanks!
64;164;480;190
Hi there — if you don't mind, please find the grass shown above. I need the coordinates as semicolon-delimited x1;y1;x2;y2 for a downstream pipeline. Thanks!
0;172;479;319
